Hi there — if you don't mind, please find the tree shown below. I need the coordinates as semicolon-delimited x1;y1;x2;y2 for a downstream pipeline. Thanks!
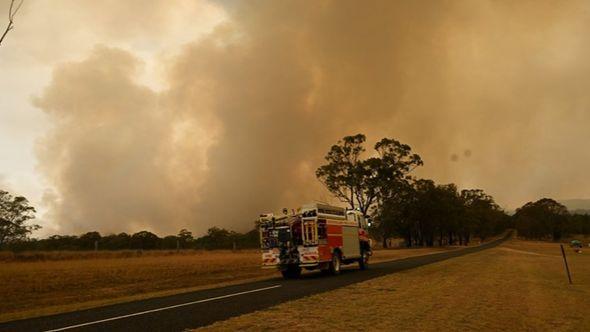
194;227;233;249
161;235;180;249
235;228;259;249
569;213;590;235
371;138;423;203
366;138;423;245
373;179;415;247
0;0;24;47
0;190;39;247
43;235;78;250
78;231;101;250
375;178;508;248
316;134;366;211
177;228;193;248
460;189;505;243
403;179;444;247
130;231;160;250
100;233;131;250
514;198;569;241
316;134;423;216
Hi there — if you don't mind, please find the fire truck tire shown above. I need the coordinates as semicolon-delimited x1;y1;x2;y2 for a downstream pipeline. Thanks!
358;250;369;270
329;252;342;275
281;265;301;279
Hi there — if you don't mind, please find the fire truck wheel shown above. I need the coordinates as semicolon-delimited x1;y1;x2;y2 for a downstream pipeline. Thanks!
358;250;369;270
329;252;342;275
281;265;302;279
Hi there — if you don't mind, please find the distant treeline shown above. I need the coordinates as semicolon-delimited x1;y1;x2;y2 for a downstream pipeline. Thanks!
513;198;590;241
374;181;511;248
3;227;259;251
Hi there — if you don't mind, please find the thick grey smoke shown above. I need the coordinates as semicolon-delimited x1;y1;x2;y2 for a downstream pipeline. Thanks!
35;47;205;234
36;1;590;235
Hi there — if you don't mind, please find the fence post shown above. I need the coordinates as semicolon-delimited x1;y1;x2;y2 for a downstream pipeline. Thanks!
560;244;572;284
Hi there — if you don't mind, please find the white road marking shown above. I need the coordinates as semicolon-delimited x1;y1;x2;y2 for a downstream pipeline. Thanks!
45;285;282;332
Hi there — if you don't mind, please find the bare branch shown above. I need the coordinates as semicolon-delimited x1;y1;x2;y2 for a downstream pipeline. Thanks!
11;0;24;20
0;0;24;47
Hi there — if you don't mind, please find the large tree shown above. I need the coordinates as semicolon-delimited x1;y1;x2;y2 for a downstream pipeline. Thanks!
177;228;194;248
316;134;423;215
130;230;160;250
371;138;423;202
461;189;504;242
0;189;39;247
514;198;569;241
316;134;366;211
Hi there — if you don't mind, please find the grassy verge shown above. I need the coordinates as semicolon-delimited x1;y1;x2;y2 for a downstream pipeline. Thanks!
0;247;449;322
0;250;265;322
199;240;590;331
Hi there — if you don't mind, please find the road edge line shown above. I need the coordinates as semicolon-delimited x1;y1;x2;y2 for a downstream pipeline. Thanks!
44;285;282;332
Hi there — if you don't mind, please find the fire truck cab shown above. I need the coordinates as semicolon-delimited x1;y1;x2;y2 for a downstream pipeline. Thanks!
260;203;372;279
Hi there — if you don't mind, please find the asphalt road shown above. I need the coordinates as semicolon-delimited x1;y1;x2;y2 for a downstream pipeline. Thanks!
0;234;510;332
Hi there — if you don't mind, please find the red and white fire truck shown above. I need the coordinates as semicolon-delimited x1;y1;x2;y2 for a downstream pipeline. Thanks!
259;203;372;278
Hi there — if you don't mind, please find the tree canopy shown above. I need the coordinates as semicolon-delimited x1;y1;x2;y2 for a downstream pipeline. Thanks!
514;198;570;241
0;190;40;247
374;179;508;247
316;134;422;215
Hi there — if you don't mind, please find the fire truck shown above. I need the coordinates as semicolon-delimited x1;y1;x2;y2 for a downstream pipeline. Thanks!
259;203;372;278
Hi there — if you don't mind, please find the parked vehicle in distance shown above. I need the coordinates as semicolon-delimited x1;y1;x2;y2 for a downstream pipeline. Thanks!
259;203;372;278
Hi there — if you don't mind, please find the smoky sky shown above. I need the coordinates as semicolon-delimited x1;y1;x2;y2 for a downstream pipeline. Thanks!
34;0;590;235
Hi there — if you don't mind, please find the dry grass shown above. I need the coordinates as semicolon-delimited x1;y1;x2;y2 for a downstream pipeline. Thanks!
0;246;456;263
0;247;447;322
199;240;590;332
0;249;237;262
0;250;266;322
371;245;457;263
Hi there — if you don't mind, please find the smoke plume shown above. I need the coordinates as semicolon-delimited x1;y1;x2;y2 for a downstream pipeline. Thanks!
35;1;590;234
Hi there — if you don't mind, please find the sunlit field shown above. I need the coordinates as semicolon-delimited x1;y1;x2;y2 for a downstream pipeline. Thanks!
199;240;590;331
0;246;453;322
